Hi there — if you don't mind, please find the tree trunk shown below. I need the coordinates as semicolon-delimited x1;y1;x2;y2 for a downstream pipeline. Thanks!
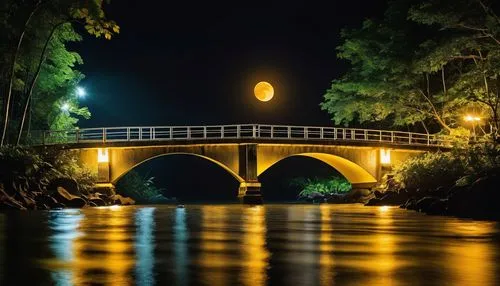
17;22;65;145
1;2;41;146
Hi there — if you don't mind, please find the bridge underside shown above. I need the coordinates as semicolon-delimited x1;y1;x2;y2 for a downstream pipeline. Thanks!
74;142;423;203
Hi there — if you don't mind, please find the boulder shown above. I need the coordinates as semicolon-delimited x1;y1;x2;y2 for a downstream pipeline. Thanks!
53;187;86;208
0;188;26;210
401;198;418;210
38;193;65;209
415;196;440;212
14;191;36;210
84;193;106;206
425;199;448;216
365;198;382;206
48;178;80;196
377;190;410;205
111;194;135;205
373;190;384;199
325;193;347;203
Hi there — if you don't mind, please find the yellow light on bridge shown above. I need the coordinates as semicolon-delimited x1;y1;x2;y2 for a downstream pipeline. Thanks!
380;149;391;165
98;148;109;163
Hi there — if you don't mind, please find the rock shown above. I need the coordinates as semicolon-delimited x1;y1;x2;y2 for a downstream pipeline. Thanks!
92;184;116;197
376;190;410;205
415;196;440;212
425;199;448;216
373;190;384;199
401;198;418;210
0;188;27;210
326;193;347;203
365;198;382;206
347;189;374;204
14;191;37;210
84;193;107;206
48;178;80;196
53;187;87;208
38;193;65;209
111;194;135;205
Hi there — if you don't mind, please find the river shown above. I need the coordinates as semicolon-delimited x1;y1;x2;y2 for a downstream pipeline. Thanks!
0;204;499;285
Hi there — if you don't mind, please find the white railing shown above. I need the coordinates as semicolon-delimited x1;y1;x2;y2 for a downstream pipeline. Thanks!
27;124;454;147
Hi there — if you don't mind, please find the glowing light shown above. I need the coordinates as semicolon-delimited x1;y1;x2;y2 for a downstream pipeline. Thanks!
76;86;86;98
380;149;391;165
98;148;109;163
254;81;274;102
463;115;481;122
109;205;121;211
61;102;70;112
379;205;390;212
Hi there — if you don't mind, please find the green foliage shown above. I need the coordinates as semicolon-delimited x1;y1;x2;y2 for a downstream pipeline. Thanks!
1;0;119;145
0;146;95;193
322;0;500;140
116;171;171;204
291;176;351;199
393;143;500;190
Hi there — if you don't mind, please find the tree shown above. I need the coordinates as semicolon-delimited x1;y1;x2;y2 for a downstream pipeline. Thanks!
321;0;500;140
0;0;119;146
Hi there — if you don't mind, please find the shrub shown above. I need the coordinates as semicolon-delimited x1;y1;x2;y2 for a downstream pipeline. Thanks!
116;171;171;204
292;176;351;199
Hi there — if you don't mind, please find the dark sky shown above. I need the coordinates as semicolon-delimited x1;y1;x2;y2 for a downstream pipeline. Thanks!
76;0;387;128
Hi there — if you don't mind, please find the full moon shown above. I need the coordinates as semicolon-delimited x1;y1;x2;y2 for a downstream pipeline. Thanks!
254;81;274;102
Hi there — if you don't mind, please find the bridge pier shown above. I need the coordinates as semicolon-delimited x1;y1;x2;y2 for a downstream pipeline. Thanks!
238;144;263;204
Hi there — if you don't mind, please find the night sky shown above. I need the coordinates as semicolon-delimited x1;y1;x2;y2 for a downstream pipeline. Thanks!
76;0;388;200
77;0;386;128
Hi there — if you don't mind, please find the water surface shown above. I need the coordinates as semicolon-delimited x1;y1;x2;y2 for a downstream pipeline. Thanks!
0;204;499;285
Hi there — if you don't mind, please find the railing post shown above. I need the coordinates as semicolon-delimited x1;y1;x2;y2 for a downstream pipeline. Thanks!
221;126;224;138
271;126;274;138
364;130;367;141
237;125;241;138
203;126;207;139
252;125;257;138
342;129;346;140
127;128;130;141
187;127;191;139
379;130;382;142
103;128;106;143
139;128;142;140
287;126;291;139
409;133;412;144
351;130;355;140
427;134;430;146
304;127;308;139
320;127;324;139
391;132;394;143
169;127;173;140
150;127;154;140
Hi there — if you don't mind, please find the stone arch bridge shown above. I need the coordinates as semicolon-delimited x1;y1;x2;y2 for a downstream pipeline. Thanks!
34;124;452;203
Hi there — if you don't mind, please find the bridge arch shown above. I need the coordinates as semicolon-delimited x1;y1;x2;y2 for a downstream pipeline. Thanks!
257;152;377;188
111;152;245;184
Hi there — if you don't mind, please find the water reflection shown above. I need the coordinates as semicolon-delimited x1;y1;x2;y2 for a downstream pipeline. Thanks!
173;207;188;286
240;206;269;286
135;207;156;285
0;204;497;285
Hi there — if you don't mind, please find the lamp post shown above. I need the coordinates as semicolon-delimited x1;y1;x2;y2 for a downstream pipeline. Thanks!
463;115;481;141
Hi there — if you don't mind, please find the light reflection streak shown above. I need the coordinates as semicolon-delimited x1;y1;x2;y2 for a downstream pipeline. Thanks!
199;206;230;286
135;207;156;286
174;207;188;286
319;204;335;286
240;206;269;286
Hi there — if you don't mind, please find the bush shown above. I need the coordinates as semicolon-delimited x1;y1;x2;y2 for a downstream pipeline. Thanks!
392;143;500;191
116;171;171;204
292;176;351;199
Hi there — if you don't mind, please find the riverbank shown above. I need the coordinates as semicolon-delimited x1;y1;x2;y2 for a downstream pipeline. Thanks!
0;178;135;210
365;168;500;221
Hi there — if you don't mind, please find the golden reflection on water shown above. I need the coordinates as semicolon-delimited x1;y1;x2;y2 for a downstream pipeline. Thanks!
442;221;498;285
240;206;269;286
319;204;335;286
44;207;136;285
199;205;231;286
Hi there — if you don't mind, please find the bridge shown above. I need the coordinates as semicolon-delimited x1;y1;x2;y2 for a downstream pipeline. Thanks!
32;124;453;203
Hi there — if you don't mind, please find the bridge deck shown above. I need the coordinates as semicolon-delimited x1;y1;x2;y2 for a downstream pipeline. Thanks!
28;124;453;149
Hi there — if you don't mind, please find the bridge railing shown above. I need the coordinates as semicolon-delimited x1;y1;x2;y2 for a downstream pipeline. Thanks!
28;124;454;147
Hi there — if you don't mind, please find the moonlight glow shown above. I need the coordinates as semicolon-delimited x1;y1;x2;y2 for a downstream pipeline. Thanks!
254;81;274;102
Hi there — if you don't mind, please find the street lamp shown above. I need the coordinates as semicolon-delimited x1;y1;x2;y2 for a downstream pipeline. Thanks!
463;114;481;140
76;86;86;98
